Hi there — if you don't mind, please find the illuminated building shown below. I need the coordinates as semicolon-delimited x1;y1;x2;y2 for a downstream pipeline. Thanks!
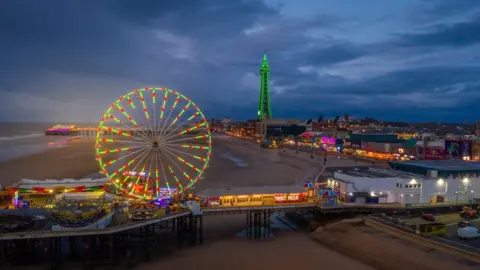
257;52;272;121
325;162;480;205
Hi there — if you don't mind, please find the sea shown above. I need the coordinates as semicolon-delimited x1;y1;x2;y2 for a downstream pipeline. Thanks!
0;122;95;162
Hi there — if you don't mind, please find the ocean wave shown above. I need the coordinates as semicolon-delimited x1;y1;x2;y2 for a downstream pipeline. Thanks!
0;133;44;142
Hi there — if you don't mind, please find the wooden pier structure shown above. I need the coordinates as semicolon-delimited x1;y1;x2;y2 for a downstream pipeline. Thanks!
0;202;477;268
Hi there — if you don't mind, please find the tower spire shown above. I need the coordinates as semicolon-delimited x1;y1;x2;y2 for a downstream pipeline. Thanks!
257;52;272;121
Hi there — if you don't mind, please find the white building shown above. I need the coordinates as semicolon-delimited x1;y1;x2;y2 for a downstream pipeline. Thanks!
324;165;480;205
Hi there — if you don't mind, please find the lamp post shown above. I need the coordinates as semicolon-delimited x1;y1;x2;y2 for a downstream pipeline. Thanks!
462;178;469;202
420;179;423;204
436;178;447;203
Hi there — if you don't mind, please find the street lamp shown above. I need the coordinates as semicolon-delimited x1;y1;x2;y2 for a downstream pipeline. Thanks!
463;178;469;202
410;178;423;204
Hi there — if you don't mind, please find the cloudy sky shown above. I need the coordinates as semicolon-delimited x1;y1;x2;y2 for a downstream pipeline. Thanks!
1;0;480;123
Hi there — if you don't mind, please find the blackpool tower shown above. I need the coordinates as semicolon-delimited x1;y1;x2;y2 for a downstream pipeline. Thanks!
257;52;272;121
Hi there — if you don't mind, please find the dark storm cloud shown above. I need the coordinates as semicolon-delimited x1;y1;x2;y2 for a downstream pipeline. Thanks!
397;17;480;47
411;0;480;22
0;0;479;122
298;43;367;66
112;0;277;37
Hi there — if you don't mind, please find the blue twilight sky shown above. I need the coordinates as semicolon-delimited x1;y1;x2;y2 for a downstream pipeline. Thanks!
1;0;480;123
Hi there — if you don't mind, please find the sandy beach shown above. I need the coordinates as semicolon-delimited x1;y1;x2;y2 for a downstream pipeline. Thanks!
137;231;374;270
0;133;370;188
0;140;97;186
311;221;479;270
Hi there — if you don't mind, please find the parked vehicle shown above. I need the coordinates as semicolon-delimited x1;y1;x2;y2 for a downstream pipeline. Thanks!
457;227;480;239
458;221;471;228
460;207;479;219
421;213;435;222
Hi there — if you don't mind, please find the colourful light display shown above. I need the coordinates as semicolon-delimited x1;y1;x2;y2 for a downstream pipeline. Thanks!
321;137;336;145
96;87;212;200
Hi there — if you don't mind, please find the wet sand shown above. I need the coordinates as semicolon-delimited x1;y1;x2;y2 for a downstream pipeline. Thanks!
0;140;97;186
312;221;479;270
137;231;374;270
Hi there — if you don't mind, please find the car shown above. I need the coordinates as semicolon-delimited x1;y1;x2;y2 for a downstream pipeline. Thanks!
421;213;435;222
457;227;480;239
458;221;470;228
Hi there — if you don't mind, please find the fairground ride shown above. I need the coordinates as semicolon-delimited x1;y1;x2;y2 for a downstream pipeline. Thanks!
95;88;212;200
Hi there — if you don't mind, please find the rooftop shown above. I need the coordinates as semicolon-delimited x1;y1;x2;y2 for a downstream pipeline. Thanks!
196;185;305;197
326;166;423;180
389;160;480;172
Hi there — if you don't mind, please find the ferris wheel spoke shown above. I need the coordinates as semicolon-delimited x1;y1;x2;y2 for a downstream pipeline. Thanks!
162;142;210;151
98;125;150;143
96;145;146;156
157;93;181;141
118;149;151;190
100;145;150;179
98;118;151;142
156;92;174;141
159;122;207;146
160;134;209;144
143;149;156;195
157;152;173;195
125;92;148;131
160;102;192;139
113;101;139;127
153;150;160;198
161;146;202;176
152;89;159;147
129;149;152;195
161;148;190;186
160;144;209;164
101;139;150;146
138;89;151;121
159;109;201;142
161;147;199;187
131;91;155;141
165;161;185;193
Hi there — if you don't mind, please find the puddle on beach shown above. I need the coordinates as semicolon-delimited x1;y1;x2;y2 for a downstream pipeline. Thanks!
220;152;248;167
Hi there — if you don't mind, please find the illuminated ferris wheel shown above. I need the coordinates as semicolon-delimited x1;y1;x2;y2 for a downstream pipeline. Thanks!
95;88;212;200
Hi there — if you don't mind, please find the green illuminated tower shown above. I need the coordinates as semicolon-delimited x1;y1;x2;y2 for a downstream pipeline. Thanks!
257;53;272;121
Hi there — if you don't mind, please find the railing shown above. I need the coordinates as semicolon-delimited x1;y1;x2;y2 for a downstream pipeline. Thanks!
319;201;477;210
366;214;480;255
0;211;190;240
404;201;475;207
202;203;316;214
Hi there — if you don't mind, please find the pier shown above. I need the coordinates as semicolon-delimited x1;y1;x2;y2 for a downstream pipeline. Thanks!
1;201;478;268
